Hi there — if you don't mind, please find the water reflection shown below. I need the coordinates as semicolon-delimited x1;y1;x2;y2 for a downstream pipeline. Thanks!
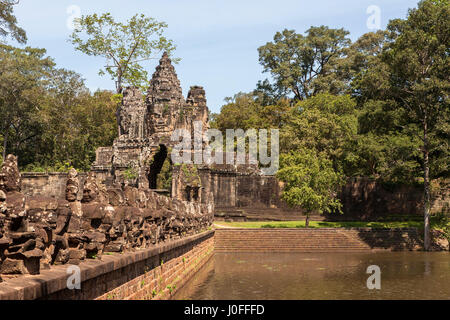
173;252;450;300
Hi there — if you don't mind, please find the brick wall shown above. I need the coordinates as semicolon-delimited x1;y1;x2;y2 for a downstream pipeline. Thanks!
96;233;214;300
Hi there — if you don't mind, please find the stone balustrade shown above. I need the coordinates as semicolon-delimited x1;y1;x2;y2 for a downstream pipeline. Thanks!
0;155;213;279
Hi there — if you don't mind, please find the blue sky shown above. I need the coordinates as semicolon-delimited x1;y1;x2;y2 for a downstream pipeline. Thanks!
14;0;419;113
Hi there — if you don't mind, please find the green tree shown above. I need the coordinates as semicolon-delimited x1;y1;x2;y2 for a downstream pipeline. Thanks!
39;69;90;167
281;93;358;174
212;92;292;133
0;0;26;44
277;150;344;227
258;26;351;101
156;157;173;190
0;43;117;171
346;30;389;102
39;86;117;171
354;99;423;183
70;13;177;93
381;0;449;250
0;44;53;162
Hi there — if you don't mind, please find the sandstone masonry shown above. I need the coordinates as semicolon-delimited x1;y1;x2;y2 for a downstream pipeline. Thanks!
0;53;215;279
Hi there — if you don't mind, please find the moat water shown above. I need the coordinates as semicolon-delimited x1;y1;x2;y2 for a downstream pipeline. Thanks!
173;252;450;300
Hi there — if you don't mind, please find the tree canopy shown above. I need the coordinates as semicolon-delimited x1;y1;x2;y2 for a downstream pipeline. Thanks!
0;44;117;171
0;45;53;161
258;26;351;101
213;0;449;244
0;0;26;43
70;13;177;93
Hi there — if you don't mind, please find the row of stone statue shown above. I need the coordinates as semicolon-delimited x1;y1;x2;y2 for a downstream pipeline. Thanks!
0;155;213;277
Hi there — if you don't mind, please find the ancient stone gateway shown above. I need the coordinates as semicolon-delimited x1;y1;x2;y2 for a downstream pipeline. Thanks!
92;52;212;205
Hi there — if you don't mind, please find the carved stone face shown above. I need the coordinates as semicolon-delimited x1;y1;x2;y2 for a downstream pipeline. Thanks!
65;168;79;202
83;185;96;203
0;190;6;216
152;105;163;119
0;173;6;192
82;174;99;203
68;168;78;179
0;155;21;192
146;104;172;135
153;104;171;126
5;154;16;163
66;186;78;202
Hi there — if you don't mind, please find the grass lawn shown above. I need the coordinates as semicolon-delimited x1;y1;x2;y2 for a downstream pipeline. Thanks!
214;220;427;229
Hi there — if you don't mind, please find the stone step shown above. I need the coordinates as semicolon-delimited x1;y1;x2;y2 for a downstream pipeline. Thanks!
213;228;417;252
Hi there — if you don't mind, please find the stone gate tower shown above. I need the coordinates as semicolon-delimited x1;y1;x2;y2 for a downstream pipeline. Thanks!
92;53;212;205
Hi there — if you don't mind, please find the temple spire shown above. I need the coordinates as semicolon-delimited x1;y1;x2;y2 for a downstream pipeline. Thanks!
146;52;184;134
161;51;169;59
147;52;183;103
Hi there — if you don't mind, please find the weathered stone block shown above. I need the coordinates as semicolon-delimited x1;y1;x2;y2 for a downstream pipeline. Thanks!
69;248;86;260
0;258;27;274
54;249;70;265
81;203;106;220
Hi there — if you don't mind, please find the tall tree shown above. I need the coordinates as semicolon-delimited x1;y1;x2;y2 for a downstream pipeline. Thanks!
0;44;53;162
383;0;449;250
346;31;425;185
0;0;26;44
38;69;116;171
0;44;117;171
258;26;351;101
70;13;177;93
